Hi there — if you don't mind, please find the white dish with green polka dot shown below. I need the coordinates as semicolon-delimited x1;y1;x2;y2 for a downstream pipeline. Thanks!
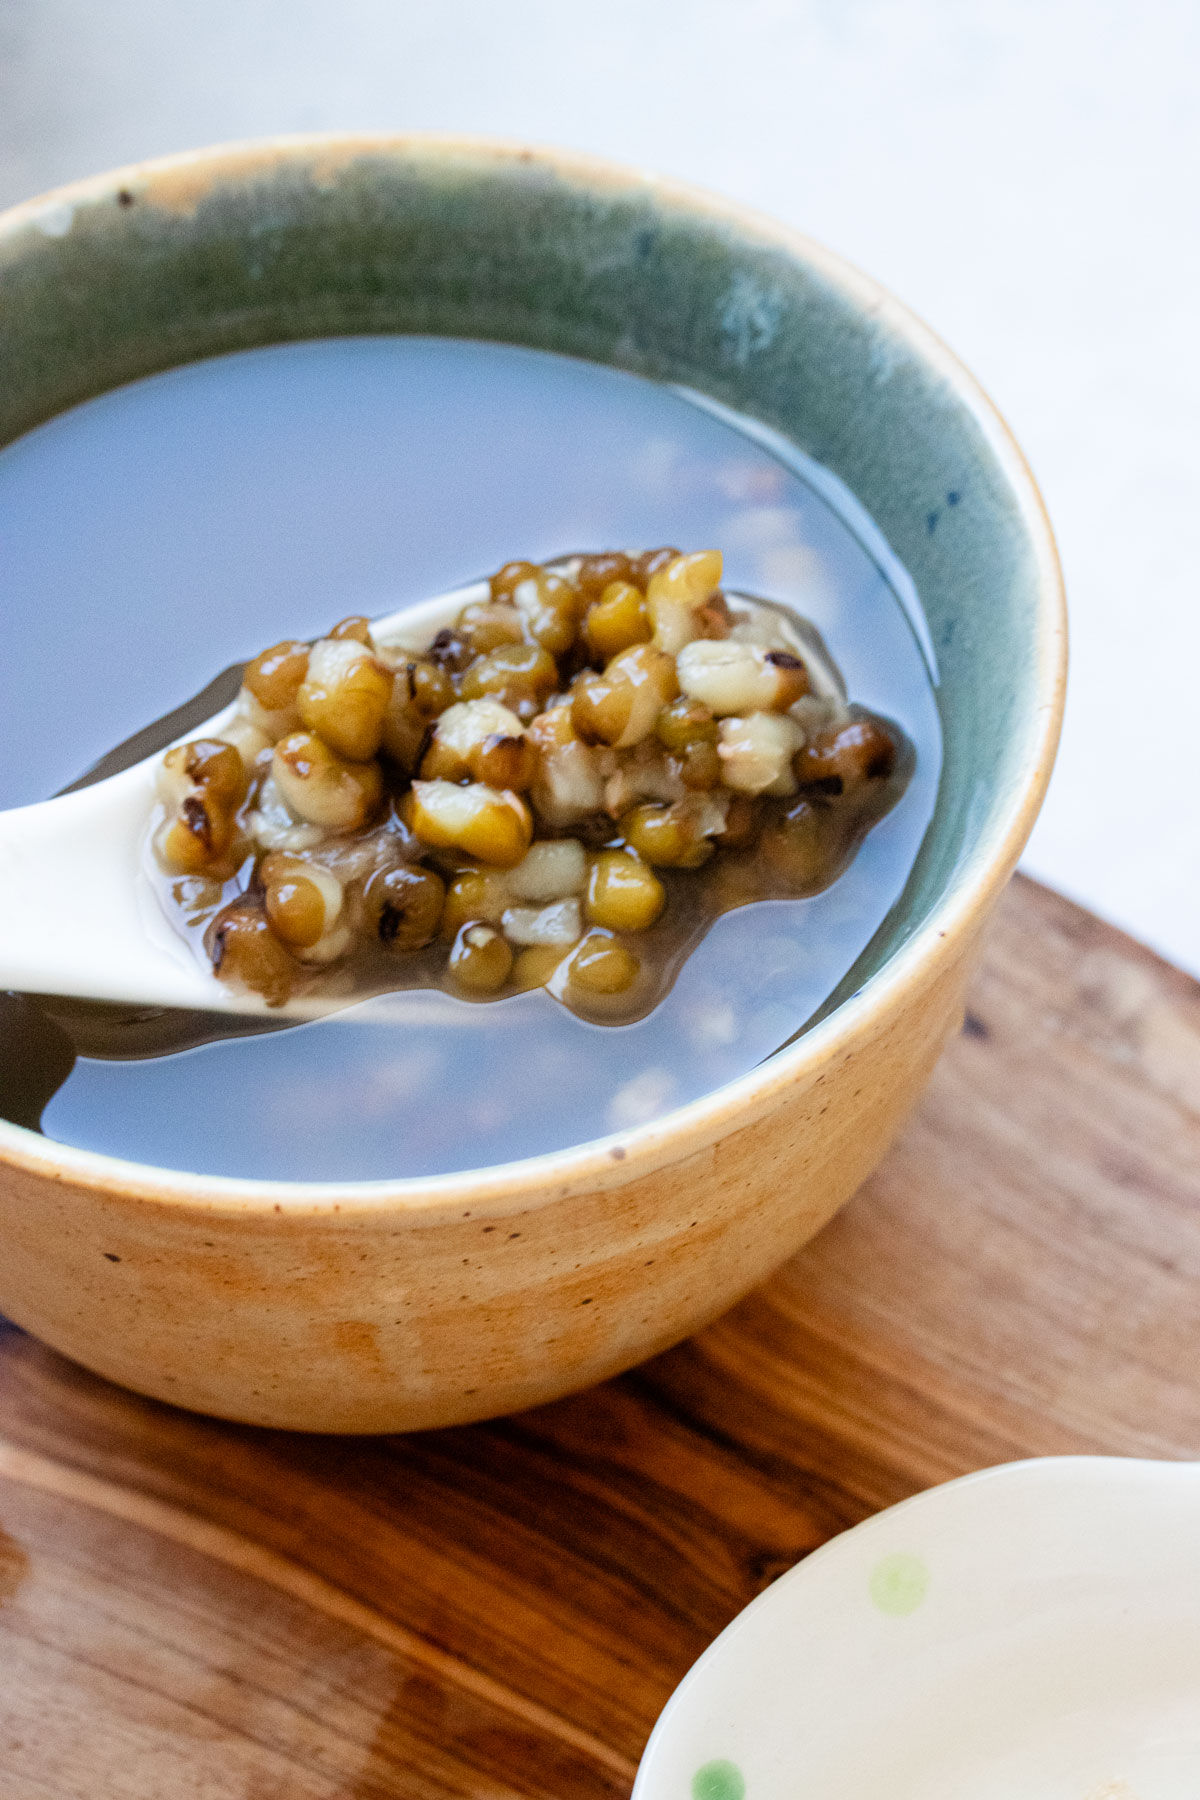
633;1456;1200;1800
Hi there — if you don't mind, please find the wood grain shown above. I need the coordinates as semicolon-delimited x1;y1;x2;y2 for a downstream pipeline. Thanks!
0;873;1197;1797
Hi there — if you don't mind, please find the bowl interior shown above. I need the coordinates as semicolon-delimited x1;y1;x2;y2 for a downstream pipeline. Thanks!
0;138;1060;1033
634;1457;1200;1799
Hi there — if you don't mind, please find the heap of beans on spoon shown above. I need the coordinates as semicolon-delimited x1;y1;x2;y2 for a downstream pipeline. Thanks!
151;549;903;1021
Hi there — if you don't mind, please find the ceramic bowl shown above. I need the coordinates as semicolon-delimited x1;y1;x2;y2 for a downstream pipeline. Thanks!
634;1456;1200;1799
0;137;1065;1431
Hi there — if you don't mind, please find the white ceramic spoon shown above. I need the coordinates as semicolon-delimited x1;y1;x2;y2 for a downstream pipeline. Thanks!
634;1455;1200;1800
0;580;846;1016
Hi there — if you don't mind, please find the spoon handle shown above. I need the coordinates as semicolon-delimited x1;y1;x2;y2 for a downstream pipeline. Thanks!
0;765;233;1010
0;583;484;1013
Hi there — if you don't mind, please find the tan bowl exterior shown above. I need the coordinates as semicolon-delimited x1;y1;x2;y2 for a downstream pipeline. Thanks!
0;137;1066;1432
0;924;975;1432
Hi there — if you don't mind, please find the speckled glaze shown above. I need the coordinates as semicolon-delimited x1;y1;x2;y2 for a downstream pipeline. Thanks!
0;137;1066;1432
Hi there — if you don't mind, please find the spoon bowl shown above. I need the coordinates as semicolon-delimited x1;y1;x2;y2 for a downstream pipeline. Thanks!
0;576;848;1018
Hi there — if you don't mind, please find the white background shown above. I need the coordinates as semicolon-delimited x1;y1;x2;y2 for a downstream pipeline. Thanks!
2;0;1197;972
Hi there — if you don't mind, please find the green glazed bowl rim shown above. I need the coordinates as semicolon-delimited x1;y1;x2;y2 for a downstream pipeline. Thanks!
0;134;1067;1212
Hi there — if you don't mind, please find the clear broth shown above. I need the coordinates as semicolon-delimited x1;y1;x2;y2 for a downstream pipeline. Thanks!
0;338;941;1180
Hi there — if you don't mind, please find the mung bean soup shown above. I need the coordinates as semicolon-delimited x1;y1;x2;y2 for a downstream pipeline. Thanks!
0;338;941;1178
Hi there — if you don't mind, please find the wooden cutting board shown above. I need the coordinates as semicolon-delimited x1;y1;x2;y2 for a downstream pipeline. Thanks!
0;873;1197;1799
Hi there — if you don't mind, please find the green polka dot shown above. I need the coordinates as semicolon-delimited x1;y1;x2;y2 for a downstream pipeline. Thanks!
869;1550;929;1616
692;1758;745;1800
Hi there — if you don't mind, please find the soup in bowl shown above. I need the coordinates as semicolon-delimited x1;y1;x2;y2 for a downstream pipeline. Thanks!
0;137;1065;1431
